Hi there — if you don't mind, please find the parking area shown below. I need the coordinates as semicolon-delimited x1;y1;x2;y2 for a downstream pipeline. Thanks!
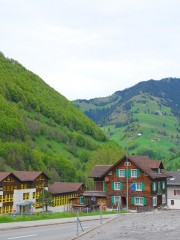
77;210;180;240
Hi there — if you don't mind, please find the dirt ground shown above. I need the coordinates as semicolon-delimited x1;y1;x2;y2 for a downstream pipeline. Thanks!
77;210;180;240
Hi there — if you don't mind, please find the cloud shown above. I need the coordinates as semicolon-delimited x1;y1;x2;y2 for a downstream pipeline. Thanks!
0;0;180;100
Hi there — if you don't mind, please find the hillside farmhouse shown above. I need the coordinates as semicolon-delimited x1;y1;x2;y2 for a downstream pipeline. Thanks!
83;155;171;211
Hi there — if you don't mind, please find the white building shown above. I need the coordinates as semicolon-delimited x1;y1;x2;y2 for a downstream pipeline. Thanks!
167;171;180;209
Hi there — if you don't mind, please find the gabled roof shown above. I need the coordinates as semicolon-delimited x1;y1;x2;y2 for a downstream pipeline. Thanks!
129;155;170;179
12;171;50;181
89;165;113;178
89;155;171;180
167;171;180;186
48;182;83;195
0;172;11;182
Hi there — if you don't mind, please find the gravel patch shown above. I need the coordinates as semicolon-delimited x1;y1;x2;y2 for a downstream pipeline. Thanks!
77;210;180;240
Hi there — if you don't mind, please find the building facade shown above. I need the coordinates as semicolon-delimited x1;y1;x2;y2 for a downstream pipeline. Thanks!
0;171;49;214
48;182;85;212
167;171;180;209
88;155;171;211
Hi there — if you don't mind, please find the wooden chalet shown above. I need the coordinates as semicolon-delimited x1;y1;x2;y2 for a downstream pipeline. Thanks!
88;155;171;211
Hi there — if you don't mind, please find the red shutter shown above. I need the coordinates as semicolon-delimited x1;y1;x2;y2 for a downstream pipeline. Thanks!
174;190;176;195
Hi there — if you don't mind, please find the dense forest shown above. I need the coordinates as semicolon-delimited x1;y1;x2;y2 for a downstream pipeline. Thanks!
0;52;123;186
73;78;180;170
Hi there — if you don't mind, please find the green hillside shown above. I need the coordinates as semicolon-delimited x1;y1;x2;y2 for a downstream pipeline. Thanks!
73;79;180;170
0;52;123;185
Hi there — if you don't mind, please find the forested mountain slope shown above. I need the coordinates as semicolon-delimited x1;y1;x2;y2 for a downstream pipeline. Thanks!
73;78;180;170
0;52;123;184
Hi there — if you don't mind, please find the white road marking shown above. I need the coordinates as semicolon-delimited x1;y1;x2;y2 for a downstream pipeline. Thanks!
8;234;38;239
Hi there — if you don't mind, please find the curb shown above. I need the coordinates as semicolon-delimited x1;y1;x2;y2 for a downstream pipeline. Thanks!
69;215;118;240
0;215;117;231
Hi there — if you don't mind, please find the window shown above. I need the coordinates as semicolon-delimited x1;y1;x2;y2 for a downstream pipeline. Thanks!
136;183;143;191
174;190;180;195
162;181;166;189
152;182;157;191
171;200;174;205
162;194;166;204
115;182;121;190
131;170;138;177
134;197;144;205
118;169;125;177
108;171;112;175
153;197;157;206
124;162;131;166
111;196;121;204
23;193;30;200
112;182;123;190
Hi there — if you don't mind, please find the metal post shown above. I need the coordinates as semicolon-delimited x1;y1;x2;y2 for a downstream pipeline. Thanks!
76;213;79;236
100;202;102;224
76;212;84;236
126;148;129;211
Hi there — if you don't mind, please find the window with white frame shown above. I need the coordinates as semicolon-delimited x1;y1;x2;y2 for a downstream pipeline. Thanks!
135;197;144;205
131;169;137;177
114;182;121;190
136;183;142;191
162;194;166;204
118;169;125;177
153;196;157;206
152;182;157;191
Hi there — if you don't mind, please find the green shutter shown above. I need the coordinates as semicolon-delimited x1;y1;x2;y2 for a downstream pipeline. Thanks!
125;169;131;177
116;169;119;177
120;182;123;190
137;169;140;177
103;182;107;192
162;181;165;189
142;183;145;191
112;182;114;190
80;196;84;204
111;196;115;204
143;197;147;205
131;197;134;205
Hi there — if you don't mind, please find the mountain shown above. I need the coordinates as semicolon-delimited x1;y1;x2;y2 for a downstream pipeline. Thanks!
0;52;123;184
73;78;180;170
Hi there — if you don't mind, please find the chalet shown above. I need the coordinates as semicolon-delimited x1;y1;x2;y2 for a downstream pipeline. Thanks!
0;171;49;214
48;182;85;212
88;155;171;211
167;171;180;209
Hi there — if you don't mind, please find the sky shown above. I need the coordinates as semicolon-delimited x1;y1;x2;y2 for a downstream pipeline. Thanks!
0;0;180;100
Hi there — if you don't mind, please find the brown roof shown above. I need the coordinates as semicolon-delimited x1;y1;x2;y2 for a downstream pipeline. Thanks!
89;155;171;180
12;171;49;181
0;172;11;182
48;182;83;195
89;165;113;178
129;155;171;179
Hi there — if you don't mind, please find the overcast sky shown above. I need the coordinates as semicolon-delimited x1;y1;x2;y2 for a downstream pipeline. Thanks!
0;0;180;100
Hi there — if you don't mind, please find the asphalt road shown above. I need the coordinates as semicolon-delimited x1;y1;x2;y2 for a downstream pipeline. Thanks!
0;219;101;240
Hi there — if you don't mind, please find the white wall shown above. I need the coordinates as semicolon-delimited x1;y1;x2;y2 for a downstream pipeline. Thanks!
167;186;180;209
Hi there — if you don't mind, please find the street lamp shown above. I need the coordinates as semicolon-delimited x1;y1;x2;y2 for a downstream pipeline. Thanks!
126;133;141;211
